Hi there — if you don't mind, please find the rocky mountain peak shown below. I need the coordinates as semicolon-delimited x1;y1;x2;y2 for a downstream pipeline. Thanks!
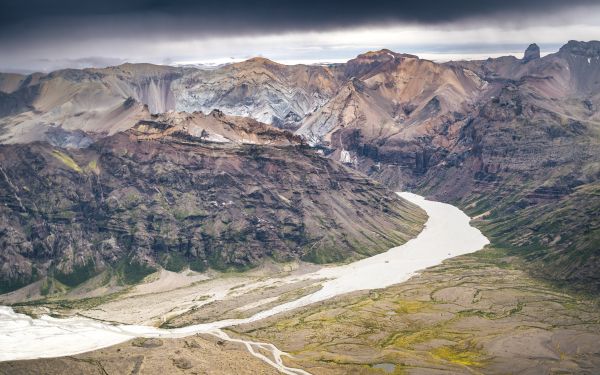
363;49;396;58
210;108;225;118
523;43;541;63
234;56;282;68
344;49;401;79
559;40;600;57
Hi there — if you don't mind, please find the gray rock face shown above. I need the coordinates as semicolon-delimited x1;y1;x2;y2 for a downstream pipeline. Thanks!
523;43;541;62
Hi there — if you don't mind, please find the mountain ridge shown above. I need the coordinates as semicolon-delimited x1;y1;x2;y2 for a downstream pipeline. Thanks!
1;40;599;293
0;111;426;295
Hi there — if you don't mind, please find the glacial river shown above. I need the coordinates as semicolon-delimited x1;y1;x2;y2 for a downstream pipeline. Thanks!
0;193;489;374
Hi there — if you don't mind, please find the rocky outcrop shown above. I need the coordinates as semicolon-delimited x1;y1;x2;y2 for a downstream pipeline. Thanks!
523;43;541;63
130;110;304;145
0;73;26;94
0;65;175;144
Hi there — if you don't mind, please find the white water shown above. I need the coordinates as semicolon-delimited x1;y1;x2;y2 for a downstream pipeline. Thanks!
0;192;489;374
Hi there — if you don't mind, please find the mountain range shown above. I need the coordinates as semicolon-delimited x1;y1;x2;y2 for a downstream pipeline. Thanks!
0;40;598;294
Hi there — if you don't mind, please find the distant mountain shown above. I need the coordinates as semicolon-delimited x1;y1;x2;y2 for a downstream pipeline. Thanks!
0;58;342;145
173;58;341;129
296;49;486;149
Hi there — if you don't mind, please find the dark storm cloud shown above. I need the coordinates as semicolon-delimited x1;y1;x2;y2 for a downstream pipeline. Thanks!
1;0;598;73
0;0;597;38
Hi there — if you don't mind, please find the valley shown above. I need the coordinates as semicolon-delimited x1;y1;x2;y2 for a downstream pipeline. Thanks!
0;39;599;374
236;248;600;374
1;192;490;374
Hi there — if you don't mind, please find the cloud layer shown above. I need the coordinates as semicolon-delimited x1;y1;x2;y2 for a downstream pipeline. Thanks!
1;0;599;72
2;0;597;34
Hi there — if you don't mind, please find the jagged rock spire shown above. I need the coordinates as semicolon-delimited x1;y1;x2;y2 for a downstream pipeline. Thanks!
523;43;541;63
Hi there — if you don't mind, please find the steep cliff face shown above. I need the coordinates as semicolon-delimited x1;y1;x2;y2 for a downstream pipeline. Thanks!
0;113;426;294
436;86;599;288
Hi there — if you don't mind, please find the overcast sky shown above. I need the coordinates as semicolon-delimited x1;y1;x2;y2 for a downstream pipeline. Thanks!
1;0;599;73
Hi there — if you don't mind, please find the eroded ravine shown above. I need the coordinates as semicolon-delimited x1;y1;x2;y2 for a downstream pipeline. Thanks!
0;193;489;374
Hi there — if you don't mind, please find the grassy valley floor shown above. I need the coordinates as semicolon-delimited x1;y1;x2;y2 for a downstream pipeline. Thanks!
4;247;600;374
232;247;600;374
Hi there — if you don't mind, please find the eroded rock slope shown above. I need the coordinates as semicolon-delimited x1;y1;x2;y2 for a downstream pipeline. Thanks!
0;112;425;293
